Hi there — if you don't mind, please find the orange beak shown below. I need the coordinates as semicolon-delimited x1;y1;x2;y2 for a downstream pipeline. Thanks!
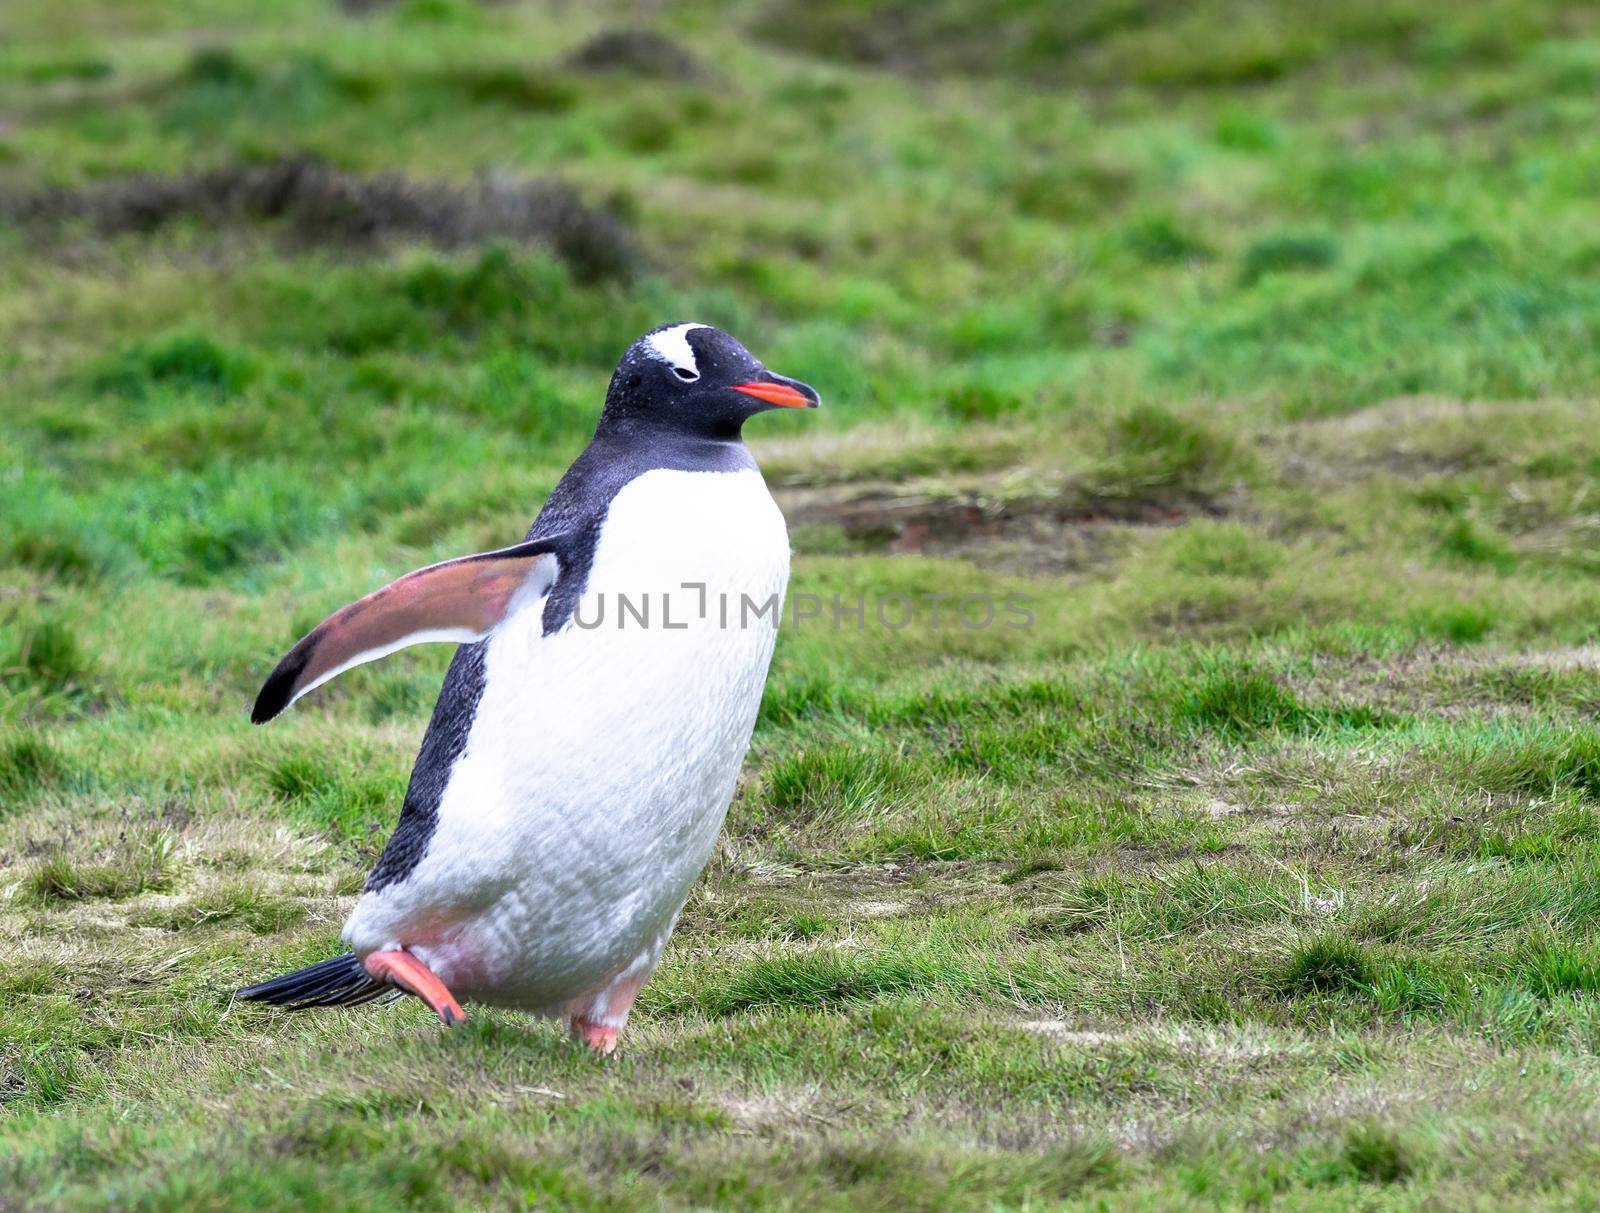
729;379;817;408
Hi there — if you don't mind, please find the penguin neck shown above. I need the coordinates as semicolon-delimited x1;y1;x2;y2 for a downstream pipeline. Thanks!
592;409;749;455
526;407;760;551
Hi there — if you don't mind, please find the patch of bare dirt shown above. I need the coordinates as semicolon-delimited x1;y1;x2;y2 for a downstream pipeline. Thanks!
338;0;516;13
1516;645;1600;672
843;899;908;918
1280;396;1581;486
779;483;1224;574
1018;1021;1132;1045
565;30;711;82
718;1089;847;1133
0;156;635;282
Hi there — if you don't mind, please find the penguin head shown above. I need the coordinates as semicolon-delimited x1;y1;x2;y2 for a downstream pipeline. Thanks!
601;323;820;438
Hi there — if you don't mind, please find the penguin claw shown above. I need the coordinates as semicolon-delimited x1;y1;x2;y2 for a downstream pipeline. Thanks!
362;949;466;1027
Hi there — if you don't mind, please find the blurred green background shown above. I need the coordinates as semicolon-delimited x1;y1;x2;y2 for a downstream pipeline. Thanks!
6;2;1600;1209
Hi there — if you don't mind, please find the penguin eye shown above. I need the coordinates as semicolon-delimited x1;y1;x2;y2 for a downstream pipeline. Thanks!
673;366;699;382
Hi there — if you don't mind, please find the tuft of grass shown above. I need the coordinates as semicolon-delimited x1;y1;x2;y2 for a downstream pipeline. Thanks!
1;498;120;581
1521;939;1600;998
1274;936;1375;997
1409;601;1498;644
1170;662;1383;736
91;332;259;398
178;46;256;89
1082;404;1241;500
26;834;177;903
263;752;406;845
1121;214;1211;265
1214;106;1283;151
400;244;538;328
1238;231;1339;285
0;731;70;808
2;618;92;694
133;886;306;935
433;64;577;111
1455;727;1600;801
699;952;949;1016
1437;516;1515;571
1169;523;1281;577
0;732;70;816
1307;1122;1414;1185
1176;666;1307;734
763;747;912;826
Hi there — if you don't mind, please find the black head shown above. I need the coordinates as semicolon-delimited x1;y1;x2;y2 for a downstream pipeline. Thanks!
599;323;820;440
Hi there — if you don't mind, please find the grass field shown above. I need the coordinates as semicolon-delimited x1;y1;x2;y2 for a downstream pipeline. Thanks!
5;0;1600;1207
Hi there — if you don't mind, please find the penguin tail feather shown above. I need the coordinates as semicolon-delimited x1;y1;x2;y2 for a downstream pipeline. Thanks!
236;952;396;1010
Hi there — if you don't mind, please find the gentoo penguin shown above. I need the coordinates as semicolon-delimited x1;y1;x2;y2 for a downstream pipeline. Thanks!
238;323;817;1052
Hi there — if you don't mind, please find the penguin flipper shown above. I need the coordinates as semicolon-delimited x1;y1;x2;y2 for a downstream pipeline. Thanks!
251;537;564;723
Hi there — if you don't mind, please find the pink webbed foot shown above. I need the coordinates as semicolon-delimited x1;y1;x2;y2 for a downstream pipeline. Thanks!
362;949;466;1027
569;1016;619;1055
566;962;653;1055
561;924;675;1055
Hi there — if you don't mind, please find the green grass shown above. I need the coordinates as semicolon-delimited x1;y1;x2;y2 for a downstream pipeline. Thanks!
5;0;1600;1208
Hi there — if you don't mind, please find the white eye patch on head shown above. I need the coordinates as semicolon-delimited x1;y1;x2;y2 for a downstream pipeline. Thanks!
643;322;708;381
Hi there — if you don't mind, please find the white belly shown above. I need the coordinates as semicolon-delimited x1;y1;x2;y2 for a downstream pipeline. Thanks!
342;467;789;1009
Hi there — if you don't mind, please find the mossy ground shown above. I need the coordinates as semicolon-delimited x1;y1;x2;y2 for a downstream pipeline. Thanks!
5;1;1600;1208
